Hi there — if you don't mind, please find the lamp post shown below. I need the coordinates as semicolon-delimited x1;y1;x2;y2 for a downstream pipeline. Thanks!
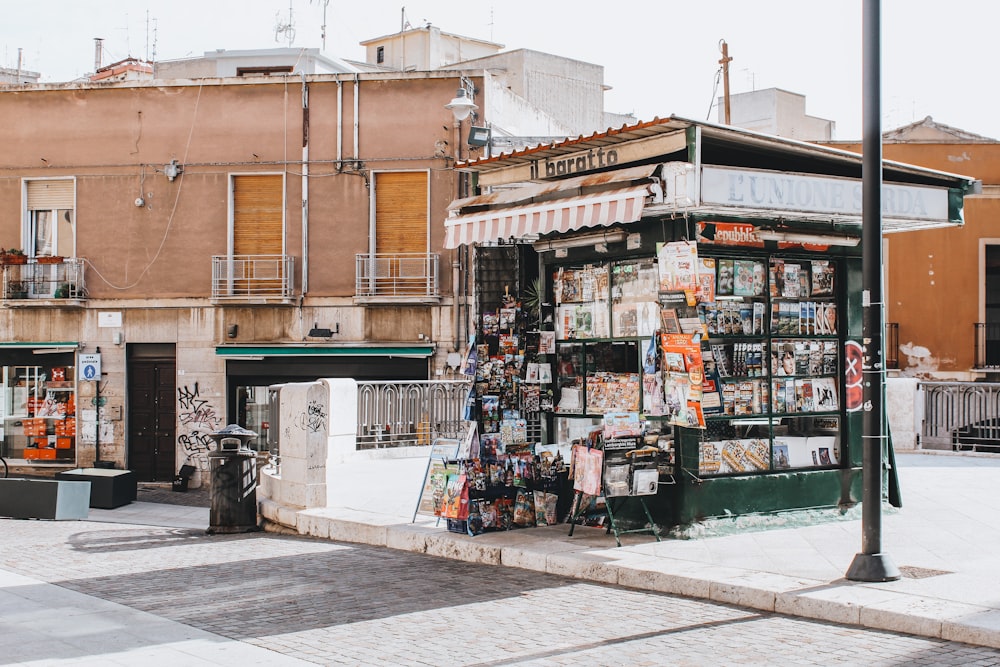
445;85;478;197
445;87;478;166
445;84;478;369
846;0;900;584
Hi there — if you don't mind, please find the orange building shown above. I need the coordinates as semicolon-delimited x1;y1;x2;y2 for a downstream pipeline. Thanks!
826;117;1000;379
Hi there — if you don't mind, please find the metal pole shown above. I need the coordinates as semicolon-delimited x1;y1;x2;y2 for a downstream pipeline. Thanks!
846;0;900;583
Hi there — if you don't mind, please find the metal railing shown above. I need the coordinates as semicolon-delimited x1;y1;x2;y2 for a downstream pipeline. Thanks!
973;323;1000;370
886;322;899;369
356;380;471;449
2;258;86;302
212;255;294;302
920;380;1000;451
355;253;440;298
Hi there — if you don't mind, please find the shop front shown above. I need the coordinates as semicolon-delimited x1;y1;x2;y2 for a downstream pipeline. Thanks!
0;343;80;469
439;117;974;535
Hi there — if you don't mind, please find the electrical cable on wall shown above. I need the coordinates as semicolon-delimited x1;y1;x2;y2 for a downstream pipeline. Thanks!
87;81;204;291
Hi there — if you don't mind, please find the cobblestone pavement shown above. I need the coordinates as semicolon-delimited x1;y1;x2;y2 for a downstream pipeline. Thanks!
2;519;999;666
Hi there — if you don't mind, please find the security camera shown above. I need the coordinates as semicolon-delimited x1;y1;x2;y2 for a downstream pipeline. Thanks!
134;197;145;207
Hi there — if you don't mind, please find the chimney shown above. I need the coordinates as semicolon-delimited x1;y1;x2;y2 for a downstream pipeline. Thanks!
94;37;104;71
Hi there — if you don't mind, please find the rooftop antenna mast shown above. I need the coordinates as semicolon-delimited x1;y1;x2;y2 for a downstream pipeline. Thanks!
310;0;329;50
275;1;296;47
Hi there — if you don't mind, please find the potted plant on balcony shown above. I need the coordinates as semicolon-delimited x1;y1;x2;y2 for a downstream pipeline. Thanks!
36;254;64;264
5;280;29;299
0;248;27;265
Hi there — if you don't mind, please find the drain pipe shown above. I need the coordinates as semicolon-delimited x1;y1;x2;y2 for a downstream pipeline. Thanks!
301;73;310;294
353;74;360;167
453;255;461;352
336;80;343;166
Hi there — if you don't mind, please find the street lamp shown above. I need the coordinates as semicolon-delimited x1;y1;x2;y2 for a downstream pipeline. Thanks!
445;87;478;122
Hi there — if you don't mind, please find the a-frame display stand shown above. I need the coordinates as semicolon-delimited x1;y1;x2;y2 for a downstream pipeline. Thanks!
566;440;662;547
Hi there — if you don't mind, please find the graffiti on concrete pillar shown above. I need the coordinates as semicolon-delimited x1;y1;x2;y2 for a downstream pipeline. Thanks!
295;399;327;433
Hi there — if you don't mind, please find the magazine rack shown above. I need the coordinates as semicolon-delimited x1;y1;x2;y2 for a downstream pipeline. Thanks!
567;441;662;547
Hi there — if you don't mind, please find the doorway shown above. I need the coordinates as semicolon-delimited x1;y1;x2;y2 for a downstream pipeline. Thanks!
127;344;176;481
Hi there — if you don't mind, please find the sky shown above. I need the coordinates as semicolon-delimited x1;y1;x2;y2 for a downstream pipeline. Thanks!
1;0;997;141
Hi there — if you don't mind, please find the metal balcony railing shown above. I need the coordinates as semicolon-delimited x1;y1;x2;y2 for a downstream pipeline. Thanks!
886;322;899;369
356;380;472;449
2;258;86;303
355;253;440;299
920;380;1000;452
212;255;294;302
973;323;1000;370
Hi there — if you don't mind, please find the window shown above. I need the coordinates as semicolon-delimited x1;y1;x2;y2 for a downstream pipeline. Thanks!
376;46;385;64
232;174;284;256
25;179;75;258
374;171;428;255
227;174;285;296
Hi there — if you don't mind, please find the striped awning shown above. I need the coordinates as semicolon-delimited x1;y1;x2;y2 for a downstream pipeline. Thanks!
444;185;650;249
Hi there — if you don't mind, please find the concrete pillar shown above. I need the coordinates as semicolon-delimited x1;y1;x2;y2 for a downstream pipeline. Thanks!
275;381;330;509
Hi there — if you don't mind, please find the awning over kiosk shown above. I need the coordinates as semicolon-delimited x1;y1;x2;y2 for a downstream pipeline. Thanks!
444;184;649;248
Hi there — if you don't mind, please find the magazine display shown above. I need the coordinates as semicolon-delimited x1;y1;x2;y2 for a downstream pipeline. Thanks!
537;246;844;486
613;257;660;337
690;254;842;476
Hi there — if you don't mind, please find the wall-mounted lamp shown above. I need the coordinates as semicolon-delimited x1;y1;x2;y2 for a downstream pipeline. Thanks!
445;88;478;122
164;159;183;181
307;322;339;338
227;324;239;339
756;229;860;247
533;228;629;252
468;125;491;147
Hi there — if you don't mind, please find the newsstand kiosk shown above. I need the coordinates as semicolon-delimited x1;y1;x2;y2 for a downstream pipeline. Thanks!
442;116;975;535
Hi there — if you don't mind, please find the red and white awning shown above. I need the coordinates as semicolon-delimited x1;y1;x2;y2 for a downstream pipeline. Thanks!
444;185;650;249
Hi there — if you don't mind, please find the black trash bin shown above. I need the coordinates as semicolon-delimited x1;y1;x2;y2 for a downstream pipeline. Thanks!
206;424;261;534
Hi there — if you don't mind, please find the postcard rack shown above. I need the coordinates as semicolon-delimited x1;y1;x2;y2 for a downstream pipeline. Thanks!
567;438;662;547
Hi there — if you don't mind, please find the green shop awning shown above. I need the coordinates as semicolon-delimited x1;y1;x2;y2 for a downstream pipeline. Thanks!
216;345;435;359
0;342;79;348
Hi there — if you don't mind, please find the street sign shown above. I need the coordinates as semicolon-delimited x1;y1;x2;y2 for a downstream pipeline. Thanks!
79;353;101;381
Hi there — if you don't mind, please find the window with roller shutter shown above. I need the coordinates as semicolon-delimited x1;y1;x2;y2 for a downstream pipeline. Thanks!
231;174;285;295
374;171;428;255
362;170;437;298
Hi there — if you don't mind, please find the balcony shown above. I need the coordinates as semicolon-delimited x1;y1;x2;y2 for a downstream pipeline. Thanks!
355;253;440;303
212;255;295;304
2;258;86;305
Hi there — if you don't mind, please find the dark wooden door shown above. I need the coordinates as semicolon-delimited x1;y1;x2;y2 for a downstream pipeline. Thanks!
128;358;176;481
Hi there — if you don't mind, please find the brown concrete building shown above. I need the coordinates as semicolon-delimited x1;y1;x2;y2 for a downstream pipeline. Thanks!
0;25;623;483
0;69;473;482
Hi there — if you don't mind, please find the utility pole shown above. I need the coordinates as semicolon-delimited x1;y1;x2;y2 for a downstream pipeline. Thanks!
719;40;733;124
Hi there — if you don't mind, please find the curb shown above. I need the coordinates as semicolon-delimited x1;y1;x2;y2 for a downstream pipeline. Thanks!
258;499;1000;650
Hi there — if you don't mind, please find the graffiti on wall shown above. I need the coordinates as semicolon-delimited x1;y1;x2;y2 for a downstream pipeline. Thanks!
295;399;328;433
177;382;222;471
178;382;221;430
